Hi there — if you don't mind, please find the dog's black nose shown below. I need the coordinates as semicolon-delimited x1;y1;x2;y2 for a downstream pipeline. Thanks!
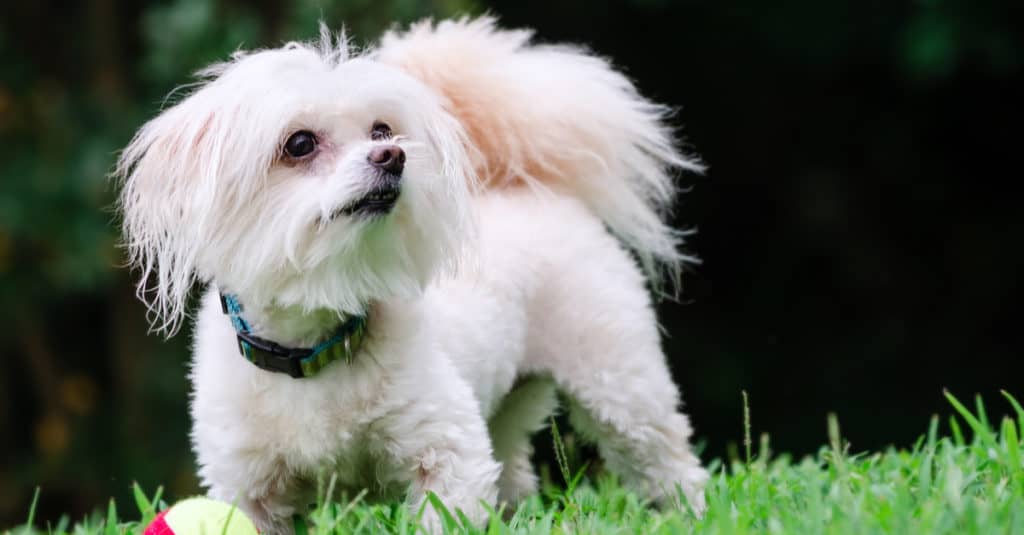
368;145;405;175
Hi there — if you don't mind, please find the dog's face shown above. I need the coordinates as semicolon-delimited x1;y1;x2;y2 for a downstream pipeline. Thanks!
117;38;473;333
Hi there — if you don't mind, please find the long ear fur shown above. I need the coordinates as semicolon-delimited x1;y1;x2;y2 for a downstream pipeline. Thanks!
376;17;702;291
114;52;292;335
115;102;222;335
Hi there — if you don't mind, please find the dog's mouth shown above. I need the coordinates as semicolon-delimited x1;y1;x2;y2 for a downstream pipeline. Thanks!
329;183;401;221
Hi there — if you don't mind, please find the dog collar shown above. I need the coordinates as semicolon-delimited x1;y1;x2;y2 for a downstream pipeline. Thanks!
219;293;367;378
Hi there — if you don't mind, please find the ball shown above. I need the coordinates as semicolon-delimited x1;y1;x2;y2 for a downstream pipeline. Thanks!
144;497;258;535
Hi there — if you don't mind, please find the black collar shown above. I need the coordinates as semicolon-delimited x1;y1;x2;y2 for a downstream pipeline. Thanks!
220;293;367;378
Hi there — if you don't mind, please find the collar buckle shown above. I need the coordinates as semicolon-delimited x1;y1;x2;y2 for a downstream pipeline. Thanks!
236;330;308;378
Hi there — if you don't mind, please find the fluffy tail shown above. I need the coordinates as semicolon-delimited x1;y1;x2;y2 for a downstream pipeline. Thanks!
376;17;701;289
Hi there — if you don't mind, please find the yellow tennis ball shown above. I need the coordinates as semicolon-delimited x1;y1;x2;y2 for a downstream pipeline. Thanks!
144;497;258;535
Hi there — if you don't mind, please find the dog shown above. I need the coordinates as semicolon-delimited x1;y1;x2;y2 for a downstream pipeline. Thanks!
116;17;708;533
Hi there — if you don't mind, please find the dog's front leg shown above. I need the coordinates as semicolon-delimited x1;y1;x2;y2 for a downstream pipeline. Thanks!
369;368;501;531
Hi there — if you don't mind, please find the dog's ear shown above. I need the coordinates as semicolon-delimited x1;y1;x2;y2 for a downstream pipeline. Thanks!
115;95;225;336
116;53;287;334
409;104;480;280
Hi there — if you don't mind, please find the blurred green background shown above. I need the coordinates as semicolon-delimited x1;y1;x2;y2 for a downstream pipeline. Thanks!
1;0;1021;527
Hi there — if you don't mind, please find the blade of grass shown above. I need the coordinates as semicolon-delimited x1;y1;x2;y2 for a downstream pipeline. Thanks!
975;394;990;430
758;432;771;469
425;492;459;532
945;390;995;446
550;417;572;488
320;488;368;533
828;413;845;474
1001;390;1024;435
567;461;591;497
132;483;151;517
455;508;475;531
53;515;69;535
919;415;938;501
927;413;940;450
742;390;752;465
24;487;41;535
103;499;118;535
949;415;965;446
151;487;164;514
1001;417;1021;477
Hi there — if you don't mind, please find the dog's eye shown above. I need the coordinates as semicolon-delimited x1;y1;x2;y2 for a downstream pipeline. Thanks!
370;122;392;141
284;131;317;158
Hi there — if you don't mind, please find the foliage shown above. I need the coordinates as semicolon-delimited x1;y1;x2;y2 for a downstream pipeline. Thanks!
7;392;1024;534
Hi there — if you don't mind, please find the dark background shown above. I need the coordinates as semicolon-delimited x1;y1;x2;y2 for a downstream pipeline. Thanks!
1;0;1022;527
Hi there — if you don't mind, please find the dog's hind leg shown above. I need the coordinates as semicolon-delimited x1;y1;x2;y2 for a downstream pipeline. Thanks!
547;337;707;512
487;376;559;506
525;256;708;512
566;382;707;512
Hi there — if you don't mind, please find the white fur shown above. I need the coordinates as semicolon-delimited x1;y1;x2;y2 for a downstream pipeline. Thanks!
116;18;708;533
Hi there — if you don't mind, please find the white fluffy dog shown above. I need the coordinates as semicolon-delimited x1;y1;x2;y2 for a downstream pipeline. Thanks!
116;17;708;532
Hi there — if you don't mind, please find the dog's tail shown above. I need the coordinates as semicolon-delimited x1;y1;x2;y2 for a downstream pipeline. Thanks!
376;16;701;290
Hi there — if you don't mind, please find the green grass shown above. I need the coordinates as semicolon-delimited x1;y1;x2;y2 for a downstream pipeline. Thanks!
8;391;1024;534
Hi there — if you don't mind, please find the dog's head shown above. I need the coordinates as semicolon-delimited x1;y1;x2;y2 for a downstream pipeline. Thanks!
116;31;474;334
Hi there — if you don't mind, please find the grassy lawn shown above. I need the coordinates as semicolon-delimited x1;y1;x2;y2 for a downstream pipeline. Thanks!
8;392;1024;534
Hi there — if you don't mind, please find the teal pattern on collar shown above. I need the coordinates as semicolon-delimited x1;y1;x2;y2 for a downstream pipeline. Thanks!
220;293;367;378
